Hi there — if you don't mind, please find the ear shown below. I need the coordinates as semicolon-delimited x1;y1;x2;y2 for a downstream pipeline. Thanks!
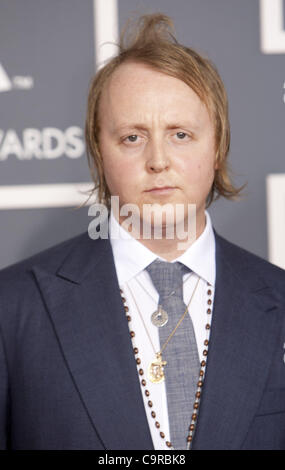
214;150;219;170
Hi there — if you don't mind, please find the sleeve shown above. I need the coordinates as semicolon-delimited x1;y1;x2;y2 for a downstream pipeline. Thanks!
0;325;9;449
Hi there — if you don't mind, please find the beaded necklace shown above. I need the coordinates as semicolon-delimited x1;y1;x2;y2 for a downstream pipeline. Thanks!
119;280;214;450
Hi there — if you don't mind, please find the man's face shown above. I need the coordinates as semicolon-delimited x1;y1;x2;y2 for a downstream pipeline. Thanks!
98;62;217;234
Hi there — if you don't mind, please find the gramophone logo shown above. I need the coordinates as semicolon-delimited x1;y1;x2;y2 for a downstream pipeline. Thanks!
0;62;34;93
0;63;12;92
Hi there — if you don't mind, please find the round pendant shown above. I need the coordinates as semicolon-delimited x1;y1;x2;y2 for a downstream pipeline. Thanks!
148;354;167;383
151;305;168;327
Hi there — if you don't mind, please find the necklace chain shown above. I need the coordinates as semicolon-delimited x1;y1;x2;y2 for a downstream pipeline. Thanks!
120;279;214;450
159;277;200;355
126;275;199;357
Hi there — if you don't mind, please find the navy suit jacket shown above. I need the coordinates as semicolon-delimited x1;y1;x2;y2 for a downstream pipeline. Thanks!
0;231;285;450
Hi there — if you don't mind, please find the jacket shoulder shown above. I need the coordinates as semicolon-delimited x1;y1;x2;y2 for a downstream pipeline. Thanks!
215;233;285;286
0;232;89;282
0;232;99;331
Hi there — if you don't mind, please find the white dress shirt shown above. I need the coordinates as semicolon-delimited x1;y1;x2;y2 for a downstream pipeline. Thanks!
109;211;216;450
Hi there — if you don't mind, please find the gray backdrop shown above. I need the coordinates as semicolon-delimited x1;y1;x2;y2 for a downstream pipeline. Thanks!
0;0;284;268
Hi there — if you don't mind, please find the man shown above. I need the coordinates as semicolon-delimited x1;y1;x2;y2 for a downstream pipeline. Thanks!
0;13;285;450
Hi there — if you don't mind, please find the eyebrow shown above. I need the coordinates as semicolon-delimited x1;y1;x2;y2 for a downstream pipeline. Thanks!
112;124;148;133
112;121;200;133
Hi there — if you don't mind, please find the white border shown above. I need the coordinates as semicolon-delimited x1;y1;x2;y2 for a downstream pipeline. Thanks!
266;173;285;269
0;183;94;209
94;0;119;69
260;0;285;54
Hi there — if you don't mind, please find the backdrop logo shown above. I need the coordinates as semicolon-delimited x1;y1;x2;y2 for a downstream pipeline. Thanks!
260;0;285;53
0;62;34;93
0;127;85;160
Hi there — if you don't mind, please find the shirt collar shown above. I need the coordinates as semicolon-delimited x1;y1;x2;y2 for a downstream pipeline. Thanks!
175;211;216;286
109;210;216;287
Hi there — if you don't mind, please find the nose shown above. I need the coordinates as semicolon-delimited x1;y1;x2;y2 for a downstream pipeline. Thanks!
145;138;170;173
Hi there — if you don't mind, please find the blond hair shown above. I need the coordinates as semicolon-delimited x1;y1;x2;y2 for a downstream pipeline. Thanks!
85;13;243;208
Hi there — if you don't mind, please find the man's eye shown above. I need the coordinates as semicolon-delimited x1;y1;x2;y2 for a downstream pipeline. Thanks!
126;135;138;142
176;132;187;139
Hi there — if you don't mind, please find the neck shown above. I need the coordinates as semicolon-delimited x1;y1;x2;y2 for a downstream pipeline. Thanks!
118;213;207;261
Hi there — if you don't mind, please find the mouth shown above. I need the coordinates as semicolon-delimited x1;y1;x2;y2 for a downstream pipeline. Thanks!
145;186;177;194
144;186;177;195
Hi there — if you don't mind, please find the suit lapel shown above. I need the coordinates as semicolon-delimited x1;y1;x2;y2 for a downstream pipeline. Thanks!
192;234;281;449
32;230;282;450
33;235;153;450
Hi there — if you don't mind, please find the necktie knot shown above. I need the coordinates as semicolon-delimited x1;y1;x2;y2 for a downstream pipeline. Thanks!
146;259;190;301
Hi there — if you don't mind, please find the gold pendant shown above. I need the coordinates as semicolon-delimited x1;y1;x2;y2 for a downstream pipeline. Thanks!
148;353;167;383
